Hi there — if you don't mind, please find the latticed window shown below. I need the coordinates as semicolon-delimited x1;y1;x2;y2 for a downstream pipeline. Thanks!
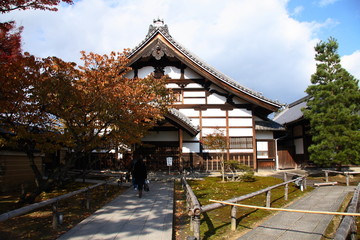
230;137;253;149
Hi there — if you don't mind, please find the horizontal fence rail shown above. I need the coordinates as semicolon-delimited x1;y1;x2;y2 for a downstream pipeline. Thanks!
182;173;306;239
181;177;201;240
334;183;360;240
323;170;360;186
0;180;111;223
201;176;305;213
209;200;360;216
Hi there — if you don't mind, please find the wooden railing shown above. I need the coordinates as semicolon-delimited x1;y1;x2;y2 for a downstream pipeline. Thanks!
181;177;201;239
323;170;360;186
182;173;306;239
0;179;115;229
334;183;360;240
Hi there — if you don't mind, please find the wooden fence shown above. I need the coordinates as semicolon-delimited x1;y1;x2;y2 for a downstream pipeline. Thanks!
205;155;252;172
0;179;115;229
181;173;306;240
323;170;360;186
334;183;360;240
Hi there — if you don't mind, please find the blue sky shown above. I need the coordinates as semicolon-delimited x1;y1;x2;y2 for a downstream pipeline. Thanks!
2;0;359;105
287;0;360;55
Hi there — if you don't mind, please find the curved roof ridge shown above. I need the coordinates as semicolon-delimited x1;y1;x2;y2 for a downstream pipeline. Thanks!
128;21;283;108
166;108;199;136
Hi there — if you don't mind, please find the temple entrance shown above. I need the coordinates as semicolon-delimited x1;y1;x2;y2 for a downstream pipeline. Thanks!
138;142;180;171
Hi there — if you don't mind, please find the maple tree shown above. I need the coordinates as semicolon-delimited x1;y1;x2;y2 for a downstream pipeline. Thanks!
7;51;170;202
1;0;172;202
39;51;171;169
202;129;227;181
0;0;73;13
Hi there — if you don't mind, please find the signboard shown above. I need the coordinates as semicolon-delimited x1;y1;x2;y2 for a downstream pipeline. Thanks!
166;157;173;166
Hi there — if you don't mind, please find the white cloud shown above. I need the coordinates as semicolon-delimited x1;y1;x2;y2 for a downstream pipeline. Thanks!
291;5;304;16
3;0;354;105
318;0;340;7
342;51;360;80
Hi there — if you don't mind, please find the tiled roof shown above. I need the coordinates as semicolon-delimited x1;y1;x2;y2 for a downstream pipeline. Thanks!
128;20;283;109
273;96;310;125
255;120;285;131
166;108;199;135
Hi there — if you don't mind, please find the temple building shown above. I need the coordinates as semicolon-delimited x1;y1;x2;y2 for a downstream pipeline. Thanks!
126;19;284;171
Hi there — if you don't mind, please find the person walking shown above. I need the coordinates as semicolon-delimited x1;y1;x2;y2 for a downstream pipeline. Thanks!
133;156;147;198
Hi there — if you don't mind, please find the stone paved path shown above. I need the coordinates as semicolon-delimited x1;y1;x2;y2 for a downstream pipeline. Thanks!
57;181;173;240
237;185;355;240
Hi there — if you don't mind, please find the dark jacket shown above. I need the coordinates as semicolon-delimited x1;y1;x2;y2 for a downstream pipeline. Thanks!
133;159;147;184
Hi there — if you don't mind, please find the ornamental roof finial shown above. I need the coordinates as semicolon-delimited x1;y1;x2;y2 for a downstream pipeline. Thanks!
147;18;169;36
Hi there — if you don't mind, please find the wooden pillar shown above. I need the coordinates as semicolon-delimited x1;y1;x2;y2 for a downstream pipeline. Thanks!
226;110;230;161
179;128;183;170
251;109;257;170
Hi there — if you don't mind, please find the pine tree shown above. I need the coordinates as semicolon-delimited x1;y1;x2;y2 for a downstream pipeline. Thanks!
303;37;360;168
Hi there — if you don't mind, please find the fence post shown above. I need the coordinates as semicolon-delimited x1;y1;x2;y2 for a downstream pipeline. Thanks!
350;218;357;240
266;190;271;208
190;216;194;231
284;173;288;201
231;205;237;231
345;173;350;186
104;182;108;197
52;201;60;229
86;189;91;209
193;215;201;240
325;170;329;182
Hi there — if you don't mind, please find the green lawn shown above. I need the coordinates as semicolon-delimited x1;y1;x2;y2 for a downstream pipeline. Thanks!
175;176;312;240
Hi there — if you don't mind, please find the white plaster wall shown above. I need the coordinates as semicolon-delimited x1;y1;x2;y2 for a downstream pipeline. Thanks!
202;149;224;153
256;131;273;139
166;83;179;88
142;131;178;141
202;128;226;136
189;118;200;127
183;91;206;97
202;118;226;127
183;142;200;153
229;149;254;153
207;93;226;104
202;109;226;117
185;83;203;88
228;128;253;137
183;132;200;141
183;98;206;104
228;109;252;117
184;68;201;79
138;66;153;78
228;118;253;127
164;66;181;79
179;109;199;117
